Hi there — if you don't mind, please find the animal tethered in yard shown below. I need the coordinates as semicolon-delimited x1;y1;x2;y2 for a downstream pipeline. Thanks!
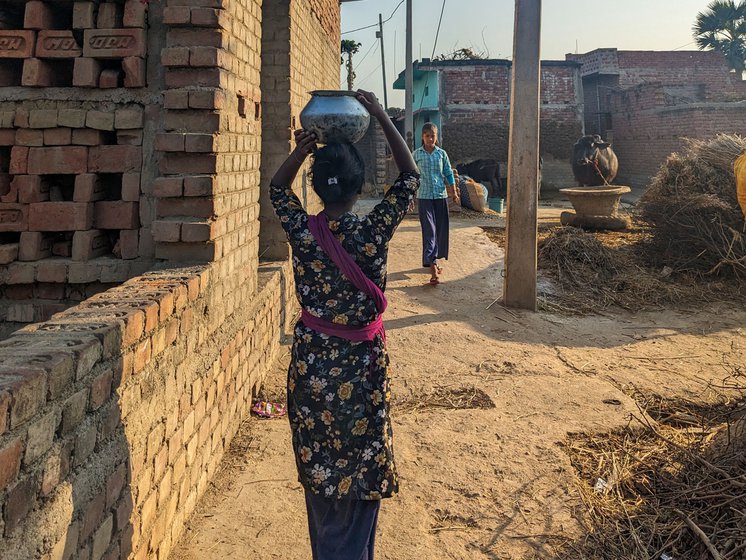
572;134;619;186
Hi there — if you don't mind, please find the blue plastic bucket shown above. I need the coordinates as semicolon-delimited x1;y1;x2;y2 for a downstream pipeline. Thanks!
488;197;504;213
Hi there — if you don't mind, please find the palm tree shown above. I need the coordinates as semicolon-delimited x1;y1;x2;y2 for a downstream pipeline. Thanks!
341;40;361;90
693;0;746;77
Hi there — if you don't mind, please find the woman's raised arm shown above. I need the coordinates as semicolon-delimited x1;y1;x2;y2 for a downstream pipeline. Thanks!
356;89;417;175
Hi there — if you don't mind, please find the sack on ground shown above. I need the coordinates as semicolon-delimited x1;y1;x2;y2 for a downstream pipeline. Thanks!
458;177;489;212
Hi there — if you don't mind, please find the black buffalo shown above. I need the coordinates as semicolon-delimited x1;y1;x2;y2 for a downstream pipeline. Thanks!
455;159;502;197
571;135;618;186
456;158;543;197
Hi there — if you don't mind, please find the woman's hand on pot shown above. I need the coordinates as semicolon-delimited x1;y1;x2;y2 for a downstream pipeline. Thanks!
356;89;386;120
293;129;317;161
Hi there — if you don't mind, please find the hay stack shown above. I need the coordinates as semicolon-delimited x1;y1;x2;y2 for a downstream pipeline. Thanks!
537;227;688;312
637;134;746;278
538;227;618;285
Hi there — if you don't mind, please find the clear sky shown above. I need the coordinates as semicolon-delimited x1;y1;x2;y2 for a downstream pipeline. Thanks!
340;0;714;107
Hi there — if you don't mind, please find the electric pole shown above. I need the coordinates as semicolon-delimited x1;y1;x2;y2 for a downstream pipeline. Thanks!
405;0;413;149
377;13;388;110
503;0;542;310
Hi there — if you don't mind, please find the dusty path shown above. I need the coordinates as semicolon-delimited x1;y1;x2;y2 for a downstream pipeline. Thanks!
171;215;745;560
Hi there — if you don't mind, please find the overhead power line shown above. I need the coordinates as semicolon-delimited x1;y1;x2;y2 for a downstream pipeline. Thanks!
430;0;447;59
417;0;447;110
673;40;697;50
356;39;379;68
342;0;405;35
357;62;383;88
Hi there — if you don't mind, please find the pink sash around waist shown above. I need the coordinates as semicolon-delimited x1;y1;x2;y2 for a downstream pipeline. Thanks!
303;213;387;347
300;310;385;345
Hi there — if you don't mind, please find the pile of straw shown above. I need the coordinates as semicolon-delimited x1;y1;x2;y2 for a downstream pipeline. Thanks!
537;227;688;313
558;379;746;560
393;385;495;414
637;134;746;278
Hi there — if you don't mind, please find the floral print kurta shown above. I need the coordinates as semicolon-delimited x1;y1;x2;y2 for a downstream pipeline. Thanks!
270;171;420;500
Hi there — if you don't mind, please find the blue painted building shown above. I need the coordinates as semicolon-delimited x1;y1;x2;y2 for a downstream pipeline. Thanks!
392;59;442;149
392;58;585;191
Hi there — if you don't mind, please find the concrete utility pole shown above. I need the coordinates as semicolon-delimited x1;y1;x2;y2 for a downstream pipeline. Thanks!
503;0;542;310
377;13;388;110
405;0;413;149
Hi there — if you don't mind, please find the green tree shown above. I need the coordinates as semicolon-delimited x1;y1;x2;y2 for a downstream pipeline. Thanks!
693;0;746;77
341;39;361;90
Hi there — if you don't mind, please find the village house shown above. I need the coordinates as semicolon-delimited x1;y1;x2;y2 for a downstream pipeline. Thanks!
390;57;585;191
567;48;746;186
355;50;746;194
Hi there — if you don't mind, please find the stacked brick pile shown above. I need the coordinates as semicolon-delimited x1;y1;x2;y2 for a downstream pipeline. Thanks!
0;102;148;311
0;0;150;326
0;0;146;88
1;106;143;262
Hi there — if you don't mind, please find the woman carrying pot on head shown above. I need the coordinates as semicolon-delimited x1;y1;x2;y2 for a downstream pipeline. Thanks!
269;89;419;560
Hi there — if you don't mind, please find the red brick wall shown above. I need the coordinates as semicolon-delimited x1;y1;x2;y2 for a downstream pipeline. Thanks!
157;0;264;275
615;50;745;99
609;82;746;187
571;49;746;166
441;64;512;106
0;262;296;560
567;49;743;97
437;62;582;165
258;0;339;260
308;0;341;46
539;65;584;160
356;120;389;195
567;48;619;76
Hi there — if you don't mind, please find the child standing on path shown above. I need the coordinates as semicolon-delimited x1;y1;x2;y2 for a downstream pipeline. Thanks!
269;90;419;560
413;123;458;284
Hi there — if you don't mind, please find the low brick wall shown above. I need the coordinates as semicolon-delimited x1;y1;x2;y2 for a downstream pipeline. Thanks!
609;83;746;187
0;260;295;559
356;120;388;196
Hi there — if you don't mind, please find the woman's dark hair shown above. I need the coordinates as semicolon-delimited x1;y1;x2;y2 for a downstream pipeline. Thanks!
310;142;365;204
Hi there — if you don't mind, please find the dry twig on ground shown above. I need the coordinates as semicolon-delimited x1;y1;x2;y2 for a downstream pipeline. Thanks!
555;380;746;560
393;385;495;414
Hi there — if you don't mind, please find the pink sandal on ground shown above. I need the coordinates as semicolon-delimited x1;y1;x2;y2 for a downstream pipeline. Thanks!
432;258;444;274
252;401;286;418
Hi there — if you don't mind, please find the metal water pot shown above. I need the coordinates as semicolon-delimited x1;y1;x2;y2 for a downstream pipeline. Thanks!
300;90;370;144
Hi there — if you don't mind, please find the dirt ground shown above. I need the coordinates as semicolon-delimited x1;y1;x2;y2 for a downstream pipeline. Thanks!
170;211;745;560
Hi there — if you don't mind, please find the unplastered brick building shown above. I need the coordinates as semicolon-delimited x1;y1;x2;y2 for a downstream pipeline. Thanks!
0;1;340;558
378;50;745;192
567;48;746;186
390;58;585;190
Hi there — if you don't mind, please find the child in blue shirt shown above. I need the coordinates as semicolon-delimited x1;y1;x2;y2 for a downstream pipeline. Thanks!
413;123;459;284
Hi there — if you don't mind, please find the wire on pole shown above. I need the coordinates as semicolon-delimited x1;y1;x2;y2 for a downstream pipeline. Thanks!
342;0;405;35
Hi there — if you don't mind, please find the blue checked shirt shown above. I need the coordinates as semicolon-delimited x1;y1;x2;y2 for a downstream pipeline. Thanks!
413;145;455;199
